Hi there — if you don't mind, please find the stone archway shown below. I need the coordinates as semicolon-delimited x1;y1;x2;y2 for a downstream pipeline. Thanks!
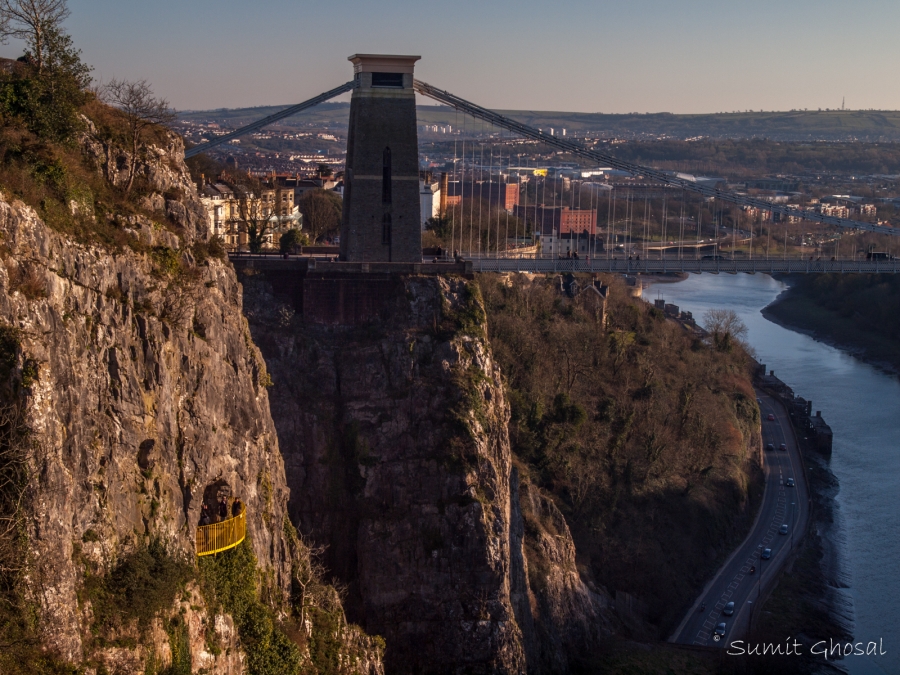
201;480;231;523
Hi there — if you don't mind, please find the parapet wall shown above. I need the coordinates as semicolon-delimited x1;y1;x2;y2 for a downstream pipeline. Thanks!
754;362;834;454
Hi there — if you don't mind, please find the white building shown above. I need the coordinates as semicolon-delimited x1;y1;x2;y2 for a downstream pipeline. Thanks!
420;180;441;228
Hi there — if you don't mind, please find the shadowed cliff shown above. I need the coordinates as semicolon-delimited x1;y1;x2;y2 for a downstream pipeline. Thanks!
242;272;614;674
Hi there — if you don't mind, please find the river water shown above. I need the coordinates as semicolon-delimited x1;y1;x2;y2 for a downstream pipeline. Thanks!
645;273;900;675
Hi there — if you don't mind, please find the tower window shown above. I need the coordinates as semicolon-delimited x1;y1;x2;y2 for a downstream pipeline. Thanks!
382;147;392;204
371;72;404;88
382;213;392;245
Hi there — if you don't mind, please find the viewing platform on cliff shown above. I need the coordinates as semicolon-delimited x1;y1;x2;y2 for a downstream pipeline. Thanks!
196;506;246;556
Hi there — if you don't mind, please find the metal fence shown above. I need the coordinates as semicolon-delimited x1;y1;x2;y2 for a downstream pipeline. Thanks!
196;508;246;557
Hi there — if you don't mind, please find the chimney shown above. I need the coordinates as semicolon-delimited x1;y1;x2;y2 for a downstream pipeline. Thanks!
439;172;449;215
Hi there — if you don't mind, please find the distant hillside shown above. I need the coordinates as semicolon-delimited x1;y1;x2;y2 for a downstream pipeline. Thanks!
179;101;352;128
180;103;900;141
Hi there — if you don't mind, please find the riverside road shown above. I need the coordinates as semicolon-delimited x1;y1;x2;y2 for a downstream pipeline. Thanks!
671;390;810;647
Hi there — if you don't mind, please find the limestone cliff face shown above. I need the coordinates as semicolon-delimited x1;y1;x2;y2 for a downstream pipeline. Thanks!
79;118;210;245
0;193;289;667
243;272;612;673
510;472;614;672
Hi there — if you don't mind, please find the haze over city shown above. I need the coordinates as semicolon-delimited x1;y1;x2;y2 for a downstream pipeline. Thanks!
2;0;899;113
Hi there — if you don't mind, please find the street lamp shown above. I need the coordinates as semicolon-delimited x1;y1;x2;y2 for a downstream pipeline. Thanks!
791;502;795;549
757;544;763;601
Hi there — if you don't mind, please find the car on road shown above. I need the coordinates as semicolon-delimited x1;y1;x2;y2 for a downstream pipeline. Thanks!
786;477;795;487
766;443;775;451
723;601;735;616
761;548;772;559
757;398;762;403
779;443;787;451
779;524;789;535
767;413;775;421
715;622;726;638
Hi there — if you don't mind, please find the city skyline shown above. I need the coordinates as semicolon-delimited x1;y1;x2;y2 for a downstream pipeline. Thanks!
1;0;898;114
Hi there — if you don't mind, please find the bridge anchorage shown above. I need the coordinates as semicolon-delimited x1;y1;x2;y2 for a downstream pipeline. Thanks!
186;54;898;276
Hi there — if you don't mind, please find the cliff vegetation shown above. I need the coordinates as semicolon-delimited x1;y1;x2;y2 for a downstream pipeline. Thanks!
480;274;763;637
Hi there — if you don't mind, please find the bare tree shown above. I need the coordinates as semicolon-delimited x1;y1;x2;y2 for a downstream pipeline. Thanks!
297;188;342;243
0;401;33;578
218;177;278;252
702;308;749;352
0;0;69;73
102;79;175;193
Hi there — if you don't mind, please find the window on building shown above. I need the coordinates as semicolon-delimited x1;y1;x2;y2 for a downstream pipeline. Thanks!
382;213;392;246
382;147;392;204
371;72;404;88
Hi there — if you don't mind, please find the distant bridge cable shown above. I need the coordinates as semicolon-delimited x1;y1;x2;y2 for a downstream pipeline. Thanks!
183;80;357;159
412;79;898;237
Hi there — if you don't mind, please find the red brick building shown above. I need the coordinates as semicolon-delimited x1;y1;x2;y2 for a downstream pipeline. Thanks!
513;205;597;236
445;181;519;211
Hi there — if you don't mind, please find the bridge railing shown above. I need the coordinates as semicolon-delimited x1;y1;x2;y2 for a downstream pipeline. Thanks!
196;507;246;557
466;257;900;275
226;252;898;275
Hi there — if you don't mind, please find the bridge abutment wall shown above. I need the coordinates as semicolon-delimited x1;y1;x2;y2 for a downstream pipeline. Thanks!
231;259;473;326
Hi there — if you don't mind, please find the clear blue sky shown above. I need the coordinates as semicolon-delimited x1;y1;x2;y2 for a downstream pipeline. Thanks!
3;0;898;113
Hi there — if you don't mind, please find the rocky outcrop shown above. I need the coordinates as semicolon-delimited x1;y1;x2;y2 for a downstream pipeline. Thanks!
510;471;614;672
0;192;288;668
91;583;243;675
79;118;210;244
242;272;613;673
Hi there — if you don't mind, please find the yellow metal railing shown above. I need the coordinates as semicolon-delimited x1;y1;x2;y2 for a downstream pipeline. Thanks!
196;507;246;556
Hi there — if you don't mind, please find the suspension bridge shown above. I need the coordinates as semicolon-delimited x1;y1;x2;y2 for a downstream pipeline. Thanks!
188;55;899;275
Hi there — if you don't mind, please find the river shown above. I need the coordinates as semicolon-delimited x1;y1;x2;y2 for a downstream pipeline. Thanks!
645;273;900;675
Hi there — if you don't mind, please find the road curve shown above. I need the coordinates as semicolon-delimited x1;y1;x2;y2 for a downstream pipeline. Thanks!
670;390;810;648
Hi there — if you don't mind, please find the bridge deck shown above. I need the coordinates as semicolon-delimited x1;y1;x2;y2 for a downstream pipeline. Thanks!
229;254;897;275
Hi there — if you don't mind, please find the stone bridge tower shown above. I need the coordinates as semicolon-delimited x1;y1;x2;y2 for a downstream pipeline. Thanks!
340;54;422;263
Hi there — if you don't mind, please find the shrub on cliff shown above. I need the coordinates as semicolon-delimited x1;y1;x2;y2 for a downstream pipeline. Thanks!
0;2;91;142
199;539;303;675
82;539;193;633
0;6;196;253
